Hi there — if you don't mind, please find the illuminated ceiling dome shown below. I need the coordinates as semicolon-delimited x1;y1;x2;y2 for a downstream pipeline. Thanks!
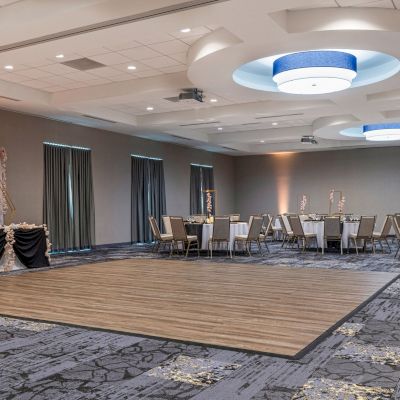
363;123;400;141
272;51;357;95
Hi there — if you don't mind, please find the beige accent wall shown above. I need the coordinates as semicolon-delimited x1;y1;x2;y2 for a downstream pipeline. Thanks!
234;147;400;226
0;109;235;245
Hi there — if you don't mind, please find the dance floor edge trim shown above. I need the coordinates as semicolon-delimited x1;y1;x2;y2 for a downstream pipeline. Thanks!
0;260;397;359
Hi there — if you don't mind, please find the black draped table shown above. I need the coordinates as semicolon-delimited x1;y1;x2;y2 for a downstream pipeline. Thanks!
0;224;51;272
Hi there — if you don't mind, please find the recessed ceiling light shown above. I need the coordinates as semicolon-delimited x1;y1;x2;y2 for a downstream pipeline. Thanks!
210;98;218;103
260;140;265;143
55;54;64;59
4;65;13;70
272;122;278;126
127;65;137;70
180;28;191;33
146;106;154;111
217;127;223;131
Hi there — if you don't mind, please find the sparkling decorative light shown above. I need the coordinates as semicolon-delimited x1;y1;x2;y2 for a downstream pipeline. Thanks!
4;65;13;70
272;51;357;94
363;123;400;141
180;28;191;33
146;106;154;111
127;65;137;70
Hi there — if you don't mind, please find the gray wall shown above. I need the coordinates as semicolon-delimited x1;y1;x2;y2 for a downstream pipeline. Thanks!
234;147;400;226
0;109;235;245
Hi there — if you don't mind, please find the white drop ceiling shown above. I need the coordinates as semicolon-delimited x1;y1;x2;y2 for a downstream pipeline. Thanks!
0;0;400;154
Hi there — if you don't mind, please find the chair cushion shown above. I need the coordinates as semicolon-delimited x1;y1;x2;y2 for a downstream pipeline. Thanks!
187;235;198;241
160;234;173;240
373;232;381;238
349;233;358;238
304;233;317;238
235;234;248;240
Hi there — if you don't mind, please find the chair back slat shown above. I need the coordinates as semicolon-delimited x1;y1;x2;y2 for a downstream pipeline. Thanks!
247;216;263;240
149;216;161;240
278;215;288;235
162;215;172;234
229;214;240;222
262;214;273;235
380;215;393;237
282;215;292;233
357;216;376;238
289;216;304;237
170;217;188;241
212;216;230;241
393;216;400;239
324;216;341;237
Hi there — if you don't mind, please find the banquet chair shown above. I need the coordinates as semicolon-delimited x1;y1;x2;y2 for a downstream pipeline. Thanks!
162;215;172;235
233;215;264;256
208;216;231;258
373;215;393;253
229;214;240;222
323;216;342;255
348;216;376;254
393;216;400;258
148;216;173;253
170;216;199;257
259;214;273;253
289;216;318;252
279;215;295;248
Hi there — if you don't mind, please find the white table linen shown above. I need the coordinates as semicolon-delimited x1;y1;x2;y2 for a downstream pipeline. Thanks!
201;222;249;250
302;221;359;249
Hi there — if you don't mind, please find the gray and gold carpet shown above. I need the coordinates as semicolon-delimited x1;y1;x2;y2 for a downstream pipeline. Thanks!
1;243;400;399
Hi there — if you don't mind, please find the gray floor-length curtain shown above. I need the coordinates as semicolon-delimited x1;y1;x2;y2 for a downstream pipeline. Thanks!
190;164;214;214
43;144;73;252
131;156;166;243
43;143;95;252
71;148;95;250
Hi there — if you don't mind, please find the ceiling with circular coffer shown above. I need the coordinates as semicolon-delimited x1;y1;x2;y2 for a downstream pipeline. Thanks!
1;0;400;154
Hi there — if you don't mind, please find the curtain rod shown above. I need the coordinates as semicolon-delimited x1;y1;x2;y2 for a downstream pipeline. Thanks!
131;154;163;161
43;141;91;151
190;163;213;168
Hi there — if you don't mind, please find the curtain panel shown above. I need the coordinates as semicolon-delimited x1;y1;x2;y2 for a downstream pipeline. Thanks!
43;144;95;252
131;156;166;243
190;165;215;215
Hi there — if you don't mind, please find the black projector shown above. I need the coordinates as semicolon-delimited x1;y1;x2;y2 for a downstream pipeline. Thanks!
301;135;318;144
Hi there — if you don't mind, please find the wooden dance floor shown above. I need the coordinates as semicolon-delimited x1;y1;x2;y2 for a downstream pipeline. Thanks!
0;259;397;357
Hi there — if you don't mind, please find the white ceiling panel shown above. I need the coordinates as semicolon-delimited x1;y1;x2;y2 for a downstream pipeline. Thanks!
149;40;189;55
141;56;181;68
118;46;161;61
89;52;131;66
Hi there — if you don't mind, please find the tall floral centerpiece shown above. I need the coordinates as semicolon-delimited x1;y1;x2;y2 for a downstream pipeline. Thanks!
300;194;307;215
0;147;8;223
338;195;346;214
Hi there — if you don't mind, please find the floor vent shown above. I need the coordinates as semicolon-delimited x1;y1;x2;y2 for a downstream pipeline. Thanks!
62;58;105;71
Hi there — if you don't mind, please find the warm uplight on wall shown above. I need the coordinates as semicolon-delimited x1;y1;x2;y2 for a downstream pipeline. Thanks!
271;151;295;214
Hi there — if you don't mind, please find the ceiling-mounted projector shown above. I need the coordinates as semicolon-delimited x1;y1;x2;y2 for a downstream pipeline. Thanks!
178;88;204;103
301;135;318;144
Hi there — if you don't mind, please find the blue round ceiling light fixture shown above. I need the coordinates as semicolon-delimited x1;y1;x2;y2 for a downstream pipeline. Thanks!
272;51;357;94
363;123;400;141
233;49;400;94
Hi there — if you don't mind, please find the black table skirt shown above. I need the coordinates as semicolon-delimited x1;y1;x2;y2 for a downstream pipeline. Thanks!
0;228;50;269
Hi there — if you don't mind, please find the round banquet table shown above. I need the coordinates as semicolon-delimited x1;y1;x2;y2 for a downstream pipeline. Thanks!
301;220;359;249
201;222;249;250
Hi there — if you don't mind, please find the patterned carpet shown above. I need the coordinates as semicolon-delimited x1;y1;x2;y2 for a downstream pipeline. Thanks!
1;242;400;399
